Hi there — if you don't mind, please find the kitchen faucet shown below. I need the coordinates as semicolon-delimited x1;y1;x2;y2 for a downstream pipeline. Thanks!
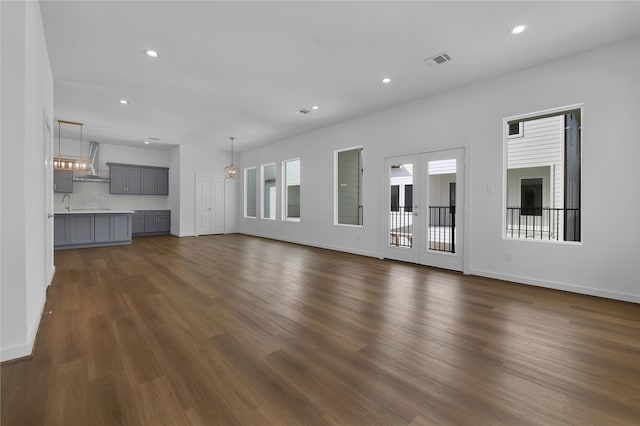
62;194;71;211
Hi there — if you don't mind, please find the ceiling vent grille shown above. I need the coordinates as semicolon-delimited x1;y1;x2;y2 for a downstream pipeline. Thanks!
425;51;452;66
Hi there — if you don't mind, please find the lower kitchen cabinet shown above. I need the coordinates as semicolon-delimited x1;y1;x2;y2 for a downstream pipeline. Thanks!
134;210;171;235
55;213;132;249
94;214;132;243
132;211;145;234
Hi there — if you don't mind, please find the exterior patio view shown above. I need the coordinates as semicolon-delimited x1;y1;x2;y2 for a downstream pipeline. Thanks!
506;112;581;242
389;160;457;253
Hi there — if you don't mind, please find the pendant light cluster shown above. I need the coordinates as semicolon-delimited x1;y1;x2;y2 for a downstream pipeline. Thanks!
225;136;238;179
54;120;91;171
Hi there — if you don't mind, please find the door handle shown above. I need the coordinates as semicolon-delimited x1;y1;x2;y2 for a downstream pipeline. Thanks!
48;214;55;219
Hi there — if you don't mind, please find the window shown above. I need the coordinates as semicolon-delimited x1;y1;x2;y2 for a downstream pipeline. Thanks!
261;163;276;220
390;185;400;212
505;106;581;242
405;184;413;213
508;122;523;138
244;167;256;218
283;158;300;221
520;178;542;216
336;147;363;225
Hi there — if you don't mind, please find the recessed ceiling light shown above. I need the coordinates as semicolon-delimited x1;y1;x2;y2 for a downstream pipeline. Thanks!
382;77;391;84
145;49;159;58
312;105;319;110
144;140;150;145
119;99;129;105
511;25;527;35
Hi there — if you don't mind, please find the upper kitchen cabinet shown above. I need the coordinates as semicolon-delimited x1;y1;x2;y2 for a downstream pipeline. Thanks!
108;163;168;195
53;169;73;193
108;163;141;194
141;166;169;195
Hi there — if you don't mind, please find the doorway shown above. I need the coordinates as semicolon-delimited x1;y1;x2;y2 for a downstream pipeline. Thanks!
195;174;225;235
383;148;464;271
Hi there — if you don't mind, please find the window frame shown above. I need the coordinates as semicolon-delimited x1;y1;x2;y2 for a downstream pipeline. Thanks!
334;146;364;227
502;104;583;244
260;162;277;220
282;158;301;222
244;166;257;219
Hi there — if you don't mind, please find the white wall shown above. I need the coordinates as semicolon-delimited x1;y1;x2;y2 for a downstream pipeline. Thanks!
175;144;238;237
169;146;181;235
53;142;173;211
238;37;640;303
1;0;54;361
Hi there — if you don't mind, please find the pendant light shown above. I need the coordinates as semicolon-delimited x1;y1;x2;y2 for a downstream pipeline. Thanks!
54;120;91;171
225;136;238;179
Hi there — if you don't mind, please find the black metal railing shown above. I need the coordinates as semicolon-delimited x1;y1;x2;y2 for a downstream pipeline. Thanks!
506;207;580;241
389;206;413;247
428;206;455;253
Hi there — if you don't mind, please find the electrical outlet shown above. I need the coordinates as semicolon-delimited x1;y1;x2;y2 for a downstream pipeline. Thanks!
505;252;513;262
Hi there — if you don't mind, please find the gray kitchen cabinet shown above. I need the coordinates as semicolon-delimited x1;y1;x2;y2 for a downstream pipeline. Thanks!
94;214;132;243
55;213;132;249
108;163;141;194
94;214;113;242
109;163;168;195
113;214;131;241
53;170;73;193
135;210;171;235
132;211;145;234
141;167;169;195
54;215;70;246
69;214;94;245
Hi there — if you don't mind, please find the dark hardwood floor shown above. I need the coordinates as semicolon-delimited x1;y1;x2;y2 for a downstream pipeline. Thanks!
2;234;639;425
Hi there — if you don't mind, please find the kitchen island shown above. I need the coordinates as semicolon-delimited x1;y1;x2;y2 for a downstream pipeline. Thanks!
54;210;134;250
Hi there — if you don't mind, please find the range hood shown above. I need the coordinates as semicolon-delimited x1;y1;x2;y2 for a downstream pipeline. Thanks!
72;141;111;182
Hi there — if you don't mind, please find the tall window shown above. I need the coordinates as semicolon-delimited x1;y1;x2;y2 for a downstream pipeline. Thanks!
244;167;256;218
261;163;276;220
505;107;581;242
283;159;301;221
336;147;363;226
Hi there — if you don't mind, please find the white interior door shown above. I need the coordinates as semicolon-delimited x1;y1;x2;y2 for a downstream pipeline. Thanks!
383;148;464;272
195;174;225;235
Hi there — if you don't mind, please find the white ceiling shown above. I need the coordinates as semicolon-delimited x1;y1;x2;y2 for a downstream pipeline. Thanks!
40;1;640;152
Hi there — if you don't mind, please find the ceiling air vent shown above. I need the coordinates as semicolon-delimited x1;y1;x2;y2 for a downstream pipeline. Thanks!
425;51;452;66
296;109;311;114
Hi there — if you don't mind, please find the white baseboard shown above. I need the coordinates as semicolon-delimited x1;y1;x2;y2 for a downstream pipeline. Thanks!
469;267;639;303
172;232;197;238
241;231;379;259
1;288;47;362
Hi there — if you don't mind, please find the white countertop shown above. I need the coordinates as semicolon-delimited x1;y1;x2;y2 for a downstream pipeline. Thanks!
54;209;135;214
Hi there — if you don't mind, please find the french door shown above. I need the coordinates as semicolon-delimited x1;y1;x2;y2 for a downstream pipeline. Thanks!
383;148;464;271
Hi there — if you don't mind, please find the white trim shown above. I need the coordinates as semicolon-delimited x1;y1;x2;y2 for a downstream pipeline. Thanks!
260;162;277;220
1;289;47;362
469;267;639;304
242;230;379;259
282;158;301;222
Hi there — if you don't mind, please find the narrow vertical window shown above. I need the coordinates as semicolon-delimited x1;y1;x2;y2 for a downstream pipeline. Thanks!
336;147;363;226
261;163;276;220
505;107;581;242
283;158;301;221
244;167;256;218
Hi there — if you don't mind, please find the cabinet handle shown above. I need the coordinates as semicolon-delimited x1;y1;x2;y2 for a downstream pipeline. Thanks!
54;183;57;190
